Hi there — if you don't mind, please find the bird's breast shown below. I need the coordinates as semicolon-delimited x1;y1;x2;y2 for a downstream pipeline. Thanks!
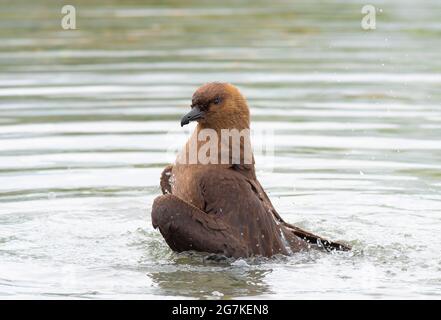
171;164;205;210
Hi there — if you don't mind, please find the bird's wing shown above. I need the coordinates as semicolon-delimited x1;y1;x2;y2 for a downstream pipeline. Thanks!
160;165;173;195
151;194;249;257
197;167;304;256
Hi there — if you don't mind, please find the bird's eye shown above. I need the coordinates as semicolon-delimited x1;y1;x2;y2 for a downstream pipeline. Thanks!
213;97;222;105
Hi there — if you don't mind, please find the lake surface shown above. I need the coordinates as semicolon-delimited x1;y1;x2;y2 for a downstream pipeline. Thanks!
1;0;440;299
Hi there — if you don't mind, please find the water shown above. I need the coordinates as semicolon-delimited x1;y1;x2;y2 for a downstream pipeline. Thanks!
1;0;441;299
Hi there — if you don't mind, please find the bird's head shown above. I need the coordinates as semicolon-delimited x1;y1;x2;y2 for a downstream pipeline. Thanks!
180;82;250;130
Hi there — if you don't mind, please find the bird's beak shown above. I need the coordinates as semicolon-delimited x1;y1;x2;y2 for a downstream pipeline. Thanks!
180;106;205;127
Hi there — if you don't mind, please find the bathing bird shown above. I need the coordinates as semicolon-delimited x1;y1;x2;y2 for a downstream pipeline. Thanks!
151;82;350;257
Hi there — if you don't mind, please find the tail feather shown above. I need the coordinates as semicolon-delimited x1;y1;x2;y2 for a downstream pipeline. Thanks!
283;222;351;252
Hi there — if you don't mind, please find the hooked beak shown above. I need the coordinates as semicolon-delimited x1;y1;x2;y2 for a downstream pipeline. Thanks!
180;106;205;127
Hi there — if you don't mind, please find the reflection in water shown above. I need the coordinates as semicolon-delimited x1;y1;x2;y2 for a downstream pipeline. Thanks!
142;249;273;298
149;268;271;299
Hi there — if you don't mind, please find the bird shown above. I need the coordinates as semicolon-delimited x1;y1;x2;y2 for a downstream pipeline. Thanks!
151;82;350;258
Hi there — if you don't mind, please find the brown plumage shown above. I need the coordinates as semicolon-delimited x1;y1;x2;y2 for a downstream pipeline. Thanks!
151;82;350;258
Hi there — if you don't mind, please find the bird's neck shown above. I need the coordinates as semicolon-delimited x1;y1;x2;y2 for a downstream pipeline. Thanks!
176;122;255;176
197;121;249;136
